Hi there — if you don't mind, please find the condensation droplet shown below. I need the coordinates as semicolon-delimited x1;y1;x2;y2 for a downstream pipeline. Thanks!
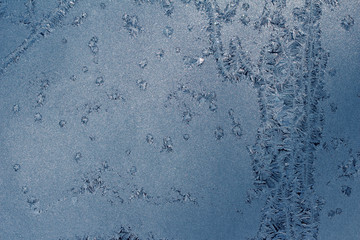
242;3;250;11
74;152;82;162
156;49;165;58
209;102;217;112
214;127;224;140
36;93;46;106
240;14;250;25
336;208;342;215
232;124;243;138
163;26;174;38
95;76;104;86
138;59;148;69
146;134;154;144
13;164;21;172
125;149;131;155
81;116;88;124
137;79;148;90
22;186;29;194
59;120;67;128
12;104;20;113
162;137;173;152
129;166;137;175
182;111;193;124
34;113;42;122
183;134;190;141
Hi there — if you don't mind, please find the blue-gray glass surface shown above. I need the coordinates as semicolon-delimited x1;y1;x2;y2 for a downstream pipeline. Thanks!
0;0;359;239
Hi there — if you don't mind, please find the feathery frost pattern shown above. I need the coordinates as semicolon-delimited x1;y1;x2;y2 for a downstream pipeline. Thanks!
192;0;328;238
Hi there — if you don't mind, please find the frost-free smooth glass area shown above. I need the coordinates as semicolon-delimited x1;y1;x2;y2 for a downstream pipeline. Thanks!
0;0;359;239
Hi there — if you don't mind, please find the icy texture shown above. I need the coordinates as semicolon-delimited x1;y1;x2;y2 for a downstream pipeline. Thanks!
0;0;359;239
